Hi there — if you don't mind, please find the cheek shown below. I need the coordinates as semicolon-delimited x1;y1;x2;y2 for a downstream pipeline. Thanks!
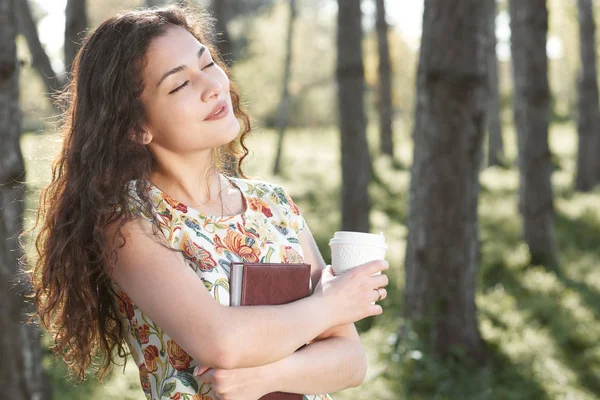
215;68;231;91
165;93;200;120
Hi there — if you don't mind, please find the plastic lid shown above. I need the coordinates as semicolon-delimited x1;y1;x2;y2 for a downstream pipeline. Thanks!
329;231;386;247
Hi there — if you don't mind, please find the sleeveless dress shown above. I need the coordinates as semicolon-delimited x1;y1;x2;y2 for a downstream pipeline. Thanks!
111;176;334;400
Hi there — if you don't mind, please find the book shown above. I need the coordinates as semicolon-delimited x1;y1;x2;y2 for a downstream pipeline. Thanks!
229;262;312;400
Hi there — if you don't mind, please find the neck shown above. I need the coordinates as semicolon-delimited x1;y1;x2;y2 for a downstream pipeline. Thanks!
148;148;223;206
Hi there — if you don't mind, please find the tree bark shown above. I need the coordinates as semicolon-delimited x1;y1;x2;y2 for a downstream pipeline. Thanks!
15;0;63;96
64;0;87;75
376;0;394;158
486;0;504;167
1;1;51;399
509;0;557;266
337;0;371;233
212;0;233;68
146;0;167;6
273;0;297;176
575;0;600;191
0;0;29;395
404;0;487;362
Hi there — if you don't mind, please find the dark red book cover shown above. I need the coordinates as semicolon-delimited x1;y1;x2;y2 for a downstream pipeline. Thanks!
230;262;311;400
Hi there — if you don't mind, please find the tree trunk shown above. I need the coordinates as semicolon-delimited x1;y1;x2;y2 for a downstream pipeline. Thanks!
486;0;504;167
15;0;63;96
404;0;487;362
212;0;233;68
146;0;167;6
337;0;371;233
575;0;600;191
273;0;297;176
1;1;51;399
64;0;87;75
376;0;394;158
509;0;557;266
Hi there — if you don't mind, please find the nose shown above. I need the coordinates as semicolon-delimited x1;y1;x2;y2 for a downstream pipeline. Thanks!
200;74;222;103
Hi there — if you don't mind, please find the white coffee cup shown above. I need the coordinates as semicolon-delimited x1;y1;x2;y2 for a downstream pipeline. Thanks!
329;231;388;276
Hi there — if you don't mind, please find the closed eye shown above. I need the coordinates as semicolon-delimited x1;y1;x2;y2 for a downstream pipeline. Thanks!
168;62;216;95
169;81;189;94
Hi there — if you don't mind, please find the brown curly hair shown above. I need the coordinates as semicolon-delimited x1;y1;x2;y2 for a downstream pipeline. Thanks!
27;4;251;381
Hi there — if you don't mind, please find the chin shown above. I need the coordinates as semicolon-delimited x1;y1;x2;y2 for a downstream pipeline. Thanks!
218;118;242;145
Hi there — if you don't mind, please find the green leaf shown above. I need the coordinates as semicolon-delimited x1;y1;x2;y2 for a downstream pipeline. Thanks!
199;382;212;395
272;186;288;204
195;231;214;244
177;372;200;392
161;381;176;397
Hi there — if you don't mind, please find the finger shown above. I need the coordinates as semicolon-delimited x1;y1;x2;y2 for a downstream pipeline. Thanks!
375;287;387;301
322;265;334;277
367;304;383;316
354;260;389;277
372;273;389;288
193;375;213;395
193;365;211;376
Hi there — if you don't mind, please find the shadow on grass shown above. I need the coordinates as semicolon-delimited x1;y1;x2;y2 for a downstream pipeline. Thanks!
487;266;600;396
552;210;600;320
475;198;600;397
479;207;600;398
555;210;600;255
382;324;549;400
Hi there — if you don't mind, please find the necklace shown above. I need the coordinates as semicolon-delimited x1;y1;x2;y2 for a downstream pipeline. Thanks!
218;175;236;218
182;173;228;217
218;174;224;218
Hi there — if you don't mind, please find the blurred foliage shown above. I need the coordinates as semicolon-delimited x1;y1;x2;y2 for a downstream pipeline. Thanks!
17;0;600;131
18;0;417;131
19;0;596;131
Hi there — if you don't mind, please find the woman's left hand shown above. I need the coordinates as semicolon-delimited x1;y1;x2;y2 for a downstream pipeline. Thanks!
193;364;273;400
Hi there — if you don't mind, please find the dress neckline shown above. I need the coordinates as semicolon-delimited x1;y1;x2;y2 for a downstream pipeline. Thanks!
148;175;249;221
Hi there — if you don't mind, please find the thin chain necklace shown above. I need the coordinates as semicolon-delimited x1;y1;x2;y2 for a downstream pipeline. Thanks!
218;174;224;218
183;173;228;217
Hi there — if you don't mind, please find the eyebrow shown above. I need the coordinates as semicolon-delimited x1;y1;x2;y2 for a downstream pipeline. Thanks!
156;46;207;88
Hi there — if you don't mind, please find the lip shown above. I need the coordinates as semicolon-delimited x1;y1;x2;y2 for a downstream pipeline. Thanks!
204;100;229;121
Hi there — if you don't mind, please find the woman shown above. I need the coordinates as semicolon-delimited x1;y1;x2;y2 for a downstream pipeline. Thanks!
30;4;389;400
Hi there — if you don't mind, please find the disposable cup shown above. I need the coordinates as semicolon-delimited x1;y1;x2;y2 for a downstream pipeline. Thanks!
329;231;388;276
329;231;387;305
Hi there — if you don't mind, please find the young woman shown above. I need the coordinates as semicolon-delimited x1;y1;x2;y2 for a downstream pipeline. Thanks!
30;5;389;400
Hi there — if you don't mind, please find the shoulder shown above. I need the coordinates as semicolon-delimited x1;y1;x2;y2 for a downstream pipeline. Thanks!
104;215;159;261
120;179;157;222
104;214;183;282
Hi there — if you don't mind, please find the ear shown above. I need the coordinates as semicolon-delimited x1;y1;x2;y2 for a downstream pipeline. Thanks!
129;129;153;145
141;131;153;145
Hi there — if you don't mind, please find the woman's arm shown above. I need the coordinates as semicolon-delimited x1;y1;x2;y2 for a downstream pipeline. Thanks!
195;225;376;396
262;322;367;394
107;218;386;370
194;323;367;398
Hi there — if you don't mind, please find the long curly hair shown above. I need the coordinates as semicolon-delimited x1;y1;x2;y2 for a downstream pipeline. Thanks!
27;4;251;381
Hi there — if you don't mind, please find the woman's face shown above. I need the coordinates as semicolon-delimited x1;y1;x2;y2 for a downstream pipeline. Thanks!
139;25;240;155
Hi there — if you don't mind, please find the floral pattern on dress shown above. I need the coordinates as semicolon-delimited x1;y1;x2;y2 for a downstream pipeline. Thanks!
112;177;333;400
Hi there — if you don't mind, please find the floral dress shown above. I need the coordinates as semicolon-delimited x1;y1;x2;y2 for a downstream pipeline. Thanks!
111;176;333;400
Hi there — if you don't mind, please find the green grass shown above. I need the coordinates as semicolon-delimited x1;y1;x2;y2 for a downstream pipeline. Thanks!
21;121;600;399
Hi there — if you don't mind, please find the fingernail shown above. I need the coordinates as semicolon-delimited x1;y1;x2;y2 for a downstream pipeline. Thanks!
193;366;199;376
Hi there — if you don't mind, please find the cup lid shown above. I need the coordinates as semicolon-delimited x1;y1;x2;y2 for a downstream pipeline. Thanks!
329;231;386;247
